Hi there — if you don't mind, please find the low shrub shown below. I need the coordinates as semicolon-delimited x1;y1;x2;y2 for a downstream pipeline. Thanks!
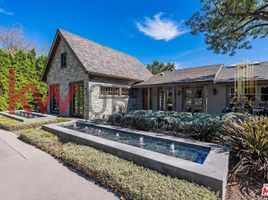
19;129;62;156
19;129;218;200
0;116;71;131
219;116;268;178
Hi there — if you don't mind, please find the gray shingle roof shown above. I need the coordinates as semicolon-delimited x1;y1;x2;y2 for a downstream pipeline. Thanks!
43;29;152;81
135;64;223;86
215;62;268;83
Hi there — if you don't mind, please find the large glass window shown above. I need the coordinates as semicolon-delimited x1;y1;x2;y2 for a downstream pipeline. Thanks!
121;88;130;96
193;88;203;112
60;52;67;68
129;88;138;98
260;87;268;108
166;89;173;111
100;87;137;98
228;86;256;112
157;88;173;111
184;89;192;112
100;87;120;96
158;89;165;110
228;87;237;110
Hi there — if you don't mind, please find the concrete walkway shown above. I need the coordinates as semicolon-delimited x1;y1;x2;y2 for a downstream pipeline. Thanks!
0;130;118;200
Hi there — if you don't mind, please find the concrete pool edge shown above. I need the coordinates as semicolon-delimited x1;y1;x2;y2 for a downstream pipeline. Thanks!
0;110;57;123
43;121;229;199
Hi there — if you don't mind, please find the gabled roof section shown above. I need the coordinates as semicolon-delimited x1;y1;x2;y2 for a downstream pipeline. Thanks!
215;62;268;83
135;64;223;86
42;29;152;82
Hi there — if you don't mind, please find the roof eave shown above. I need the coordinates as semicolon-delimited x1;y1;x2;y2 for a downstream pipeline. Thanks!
87;71;145;82
134;80;215;87
41;29;89;82
41;29;61;82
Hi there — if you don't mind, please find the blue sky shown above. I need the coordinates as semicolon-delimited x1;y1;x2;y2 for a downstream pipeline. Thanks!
1;0;268;68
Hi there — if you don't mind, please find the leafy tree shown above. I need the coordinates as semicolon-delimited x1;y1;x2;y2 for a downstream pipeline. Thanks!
146;60;175;75
0;49;47;111
187;0;268;55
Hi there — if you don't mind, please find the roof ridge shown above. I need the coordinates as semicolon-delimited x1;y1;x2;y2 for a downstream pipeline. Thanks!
58;28;143;64
173;64;223;72
53;28;152;81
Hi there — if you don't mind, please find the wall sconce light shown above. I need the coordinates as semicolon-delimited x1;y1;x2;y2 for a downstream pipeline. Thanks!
213;88;217;95
85;87;88;96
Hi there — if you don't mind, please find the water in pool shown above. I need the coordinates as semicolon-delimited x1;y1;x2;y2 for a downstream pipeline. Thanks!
63;123;210;164
14;111;45;119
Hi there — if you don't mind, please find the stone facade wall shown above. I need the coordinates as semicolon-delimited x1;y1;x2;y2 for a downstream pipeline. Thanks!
88;76;138;120
46;38;89;118
46;38;140;119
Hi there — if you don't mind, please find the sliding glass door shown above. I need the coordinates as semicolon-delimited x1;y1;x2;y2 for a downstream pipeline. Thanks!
183;87;203;113
158;88;173;111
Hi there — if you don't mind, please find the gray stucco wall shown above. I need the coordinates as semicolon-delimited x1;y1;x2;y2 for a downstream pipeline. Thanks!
46;38;89;118
142;84;227;114
206;84;227;114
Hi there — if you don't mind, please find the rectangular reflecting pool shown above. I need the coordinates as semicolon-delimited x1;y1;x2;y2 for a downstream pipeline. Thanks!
43;120;229;199
0;110;57;122
14;110;45;119
63;123;210;164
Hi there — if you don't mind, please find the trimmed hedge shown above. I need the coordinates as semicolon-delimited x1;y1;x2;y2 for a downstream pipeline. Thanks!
0;116;71;131
19;129;218;200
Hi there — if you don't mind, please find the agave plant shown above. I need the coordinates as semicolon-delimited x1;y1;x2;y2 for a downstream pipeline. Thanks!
181;117;221;141
108;113;123;125
162;116;178;130
121;114;134;128
221;112;251;121
220;116;268;178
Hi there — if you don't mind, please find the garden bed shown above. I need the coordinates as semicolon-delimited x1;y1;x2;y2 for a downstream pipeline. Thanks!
108;110;251;142
108;110;267;199
19;129;218;200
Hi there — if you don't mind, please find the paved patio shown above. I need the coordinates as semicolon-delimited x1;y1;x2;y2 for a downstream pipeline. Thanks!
0;129;118;200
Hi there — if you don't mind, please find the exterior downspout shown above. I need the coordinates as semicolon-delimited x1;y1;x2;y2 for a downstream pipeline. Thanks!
214;64;224;84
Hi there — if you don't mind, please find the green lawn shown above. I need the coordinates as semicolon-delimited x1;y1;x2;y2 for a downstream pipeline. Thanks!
19;129;218;200
0;115;71;131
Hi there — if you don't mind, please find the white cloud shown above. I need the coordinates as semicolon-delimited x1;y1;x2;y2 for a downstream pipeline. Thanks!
136;12;187;41
0;7;14;16
174;62;184;69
